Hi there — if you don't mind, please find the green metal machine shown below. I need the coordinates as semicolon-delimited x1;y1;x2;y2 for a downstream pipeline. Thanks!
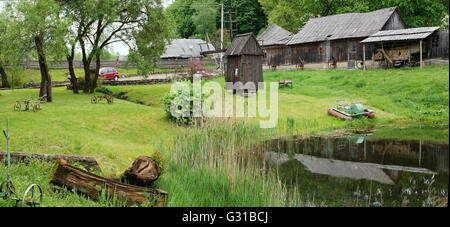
0;119;42;207
328;99;375;121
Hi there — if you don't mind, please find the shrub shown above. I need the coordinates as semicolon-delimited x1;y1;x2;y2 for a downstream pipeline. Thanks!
161;79;209;125
95;86;113;95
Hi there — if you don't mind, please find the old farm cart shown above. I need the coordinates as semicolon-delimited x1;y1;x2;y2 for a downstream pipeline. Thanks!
14;97;42;112
91;95;114;104
0;119;43;207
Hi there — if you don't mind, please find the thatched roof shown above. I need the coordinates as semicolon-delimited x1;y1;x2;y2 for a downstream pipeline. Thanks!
361;27;440;43
257;23;293;47
161;39;215;59
287;7;401;45
225;33;264;56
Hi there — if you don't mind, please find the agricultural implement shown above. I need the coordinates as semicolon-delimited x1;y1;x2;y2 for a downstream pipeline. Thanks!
14;97;43;112
328;99;375;121
91;95;114;104
0;119;43;207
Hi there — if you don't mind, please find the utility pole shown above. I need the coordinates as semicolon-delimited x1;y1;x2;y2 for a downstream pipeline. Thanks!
221;3;224;74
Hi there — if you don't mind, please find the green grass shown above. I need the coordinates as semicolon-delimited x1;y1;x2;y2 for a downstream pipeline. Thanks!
0;65;448;207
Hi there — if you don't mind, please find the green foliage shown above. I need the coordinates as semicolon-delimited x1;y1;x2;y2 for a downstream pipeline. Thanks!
441;14;449;30
191;0;217;40
161;79;209;125
167;0;196;38
95;86;113;96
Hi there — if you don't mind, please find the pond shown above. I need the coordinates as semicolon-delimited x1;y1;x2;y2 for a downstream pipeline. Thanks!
264;133;449;207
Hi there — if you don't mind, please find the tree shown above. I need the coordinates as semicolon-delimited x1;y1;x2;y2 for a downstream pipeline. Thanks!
167;0;196;38
58;0;97;94
221;0;267;35
75;0;169;93
9;0;67;102
191;0;217;40
127;5;174;75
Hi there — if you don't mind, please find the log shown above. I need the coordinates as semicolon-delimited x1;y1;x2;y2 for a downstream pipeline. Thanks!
49;159;168;207
118;156;161;187
0;151;101;172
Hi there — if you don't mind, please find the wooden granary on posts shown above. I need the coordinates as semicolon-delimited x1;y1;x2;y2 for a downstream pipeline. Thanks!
225;33;264;92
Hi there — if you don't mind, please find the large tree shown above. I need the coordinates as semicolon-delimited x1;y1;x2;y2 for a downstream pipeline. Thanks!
167;0;196;38
75;0;169;93
191;0;217;40
9;0;67;101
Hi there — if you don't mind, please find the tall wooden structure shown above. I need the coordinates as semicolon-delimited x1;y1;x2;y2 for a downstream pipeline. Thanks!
225;33;264;92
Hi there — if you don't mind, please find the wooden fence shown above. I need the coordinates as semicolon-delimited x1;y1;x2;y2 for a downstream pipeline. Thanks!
16;58;216;70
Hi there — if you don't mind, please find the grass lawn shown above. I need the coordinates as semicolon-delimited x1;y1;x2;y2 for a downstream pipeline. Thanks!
0;65;448;207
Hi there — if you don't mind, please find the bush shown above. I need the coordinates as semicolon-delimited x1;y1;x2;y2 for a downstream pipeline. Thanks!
161;79;209;125
95;86;113;95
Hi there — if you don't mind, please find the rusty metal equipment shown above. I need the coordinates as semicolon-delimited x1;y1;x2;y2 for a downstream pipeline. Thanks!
0;119;43;207
14;97;41;112
91;95;114;104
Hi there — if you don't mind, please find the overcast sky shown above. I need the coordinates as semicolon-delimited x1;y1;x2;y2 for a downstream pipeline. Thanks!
0;0;175;55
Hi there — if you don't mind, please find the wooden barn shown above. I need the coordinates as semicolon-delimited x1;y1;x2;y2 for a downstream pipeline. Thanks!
360;27;449;69
225;33;264;92
286;7;407;69
256;24;293;68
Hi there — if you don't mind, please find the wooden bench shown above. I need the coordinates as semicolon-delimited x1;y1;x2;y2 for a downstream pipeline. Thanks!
279;80;293;88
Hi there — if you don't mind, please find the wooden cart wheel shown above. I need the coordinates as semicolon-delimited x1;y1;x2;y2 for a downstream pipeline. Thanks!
22;184;43;207
107;96;114;104
24;102;30;111
14;102;21;111
0;179;17;199
91;97;98;104
33;103;40;112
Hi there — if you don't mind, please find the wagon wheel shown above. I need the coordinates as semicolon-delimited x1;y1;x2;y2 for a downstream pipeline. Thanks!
14;102;21;111
107;96;114;104
328;59;337;69
24;102;30;111
21;184;43;207
91;96;98;104
33;103;40;112
356;60;364;69
0;179;17;200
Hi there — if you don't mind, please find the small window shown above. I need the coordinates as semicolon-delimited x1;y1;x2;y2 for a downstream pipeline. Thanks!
349;41;357;53
286;47;292;57
432;36;439;48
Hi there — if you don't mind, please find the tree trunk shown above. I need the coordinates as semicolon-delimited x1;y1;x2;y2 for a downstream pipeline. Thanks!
80;39;91;93
117;156;161;187
34;36;52;102
49;159;168;207
89;51;101;93
67;49;79;94
0;65;10;88
0;151;101;173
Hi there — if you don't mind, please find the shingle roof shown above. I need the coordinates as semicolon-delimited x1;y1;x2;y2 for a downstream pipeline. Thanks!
161;39;215;58
287;7;399;45
257;23;293;47
225;33;264;56
361;27;440;43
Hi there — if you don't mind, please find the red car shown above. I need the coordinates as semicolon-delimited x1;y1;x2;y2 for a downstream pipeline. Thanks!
99;67;120;81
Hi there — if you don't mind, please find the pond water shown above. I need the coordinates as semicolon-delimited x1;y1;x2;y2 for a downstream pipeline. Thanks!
264;134;449;207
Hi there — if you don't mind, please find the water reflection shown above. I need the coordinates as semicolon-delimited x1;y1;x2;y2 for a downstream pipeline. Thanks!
264;135;449;207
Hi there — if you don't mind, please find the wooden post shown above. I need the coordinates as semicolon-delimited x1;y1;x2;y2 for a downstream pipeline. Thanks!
420;40;423;69
363;44;366;71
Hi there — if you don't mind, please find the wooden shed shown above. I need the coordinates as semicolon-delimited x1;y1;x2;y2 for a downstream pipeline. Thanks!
225;33;264;92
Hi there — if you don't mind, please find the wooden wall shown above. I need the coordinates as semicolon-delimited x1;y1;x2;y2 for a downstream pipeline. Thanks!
425;30;449;59
225;55;263;89
382;10;407;31
264;39;375;65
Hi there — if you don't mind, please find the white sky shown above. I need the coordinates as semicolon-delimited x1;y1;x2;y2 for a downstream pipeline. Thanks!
0;0;175;55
